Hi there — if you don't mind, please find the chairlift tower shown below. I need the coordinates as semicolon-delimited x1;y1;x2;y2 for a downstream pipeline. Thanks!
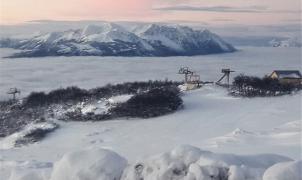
7;88;21;101
217;69;235;86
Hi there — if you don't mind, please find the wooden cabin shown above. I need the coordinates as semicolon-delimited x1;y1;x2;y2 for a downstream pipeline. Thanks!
269;70;302;85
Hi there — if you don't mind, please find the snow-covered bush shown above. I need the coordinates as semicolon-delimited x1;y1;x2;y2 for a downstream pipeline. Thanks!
15;122;59;146
121;145;291;180
90;80;182;98
1;122;59;148
22;81;181;108
50;148;127;180
1;80;182;138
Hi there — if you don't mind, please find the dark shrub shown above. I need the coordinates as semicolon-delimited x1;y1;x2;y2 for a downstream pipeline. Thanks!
90;80;182;98
110;86;183;118
23;81;182;108
25;92;48;106
62;110;112;121
47;86;89;104
15;123;58;146
24;87;89;107
231;74;300;97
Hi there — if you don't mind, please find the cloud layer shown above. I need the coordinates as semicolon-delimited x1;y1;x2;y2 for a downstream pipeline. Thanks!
155;5;267;13
155;5;300;14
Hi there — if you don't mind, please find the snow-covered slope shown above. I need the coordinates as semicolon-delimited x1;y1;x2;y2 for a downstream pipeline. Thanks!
1;85;301;179
0;23;235;57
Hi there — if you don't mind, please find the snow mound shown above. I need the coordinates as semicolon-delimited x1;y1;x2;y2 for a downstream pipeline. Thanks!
50;148;127;180
121;145;291;180
263;160;302;180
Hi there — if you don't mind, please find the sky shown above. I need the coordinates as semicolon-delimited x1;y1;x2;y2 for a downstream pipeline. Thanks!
0;0;301;25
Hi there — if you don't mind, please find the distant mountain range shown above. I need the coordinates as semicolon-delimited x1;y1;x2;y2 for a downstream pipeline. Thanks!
0;23;236;58
268;37;301;47
224;36;301;47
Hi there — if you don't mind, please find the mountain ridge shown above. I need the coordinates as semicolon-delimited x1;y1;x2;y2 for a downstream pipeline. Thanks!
0;23;236;58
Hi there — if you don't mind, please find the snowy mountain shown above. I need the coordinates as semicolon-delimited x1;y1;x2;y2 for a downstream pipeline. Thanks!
0;23;235;57
135;24;235;55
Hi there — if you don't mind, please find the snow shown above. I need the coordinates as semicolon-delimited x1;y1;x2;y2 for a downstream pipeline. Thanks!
1;84;301;179
50;148;127;180
263;160;302;180
0;47;301;179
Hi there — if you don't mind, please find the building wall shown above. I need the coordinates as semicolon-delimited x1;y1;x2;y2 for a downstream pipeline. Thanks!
279;78;302;85
269;72;302;85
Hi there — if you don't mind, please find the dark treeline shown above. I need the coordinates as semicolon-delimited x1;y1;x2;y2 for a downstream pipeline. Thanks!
24;80;182;107
231;74;301;97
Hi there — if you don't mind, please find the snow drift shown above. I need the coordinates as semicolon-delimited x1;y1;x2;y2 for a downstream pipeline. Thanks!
3;145;299;180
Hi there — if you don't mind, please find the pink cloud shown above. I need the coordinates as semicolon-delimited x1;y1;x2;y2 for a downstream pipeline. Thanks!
0;0;298;25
